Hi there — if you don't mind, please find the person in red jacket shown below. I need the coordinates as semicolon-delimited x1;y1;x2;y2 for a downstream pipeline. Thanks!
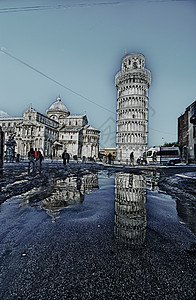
34;148;39;160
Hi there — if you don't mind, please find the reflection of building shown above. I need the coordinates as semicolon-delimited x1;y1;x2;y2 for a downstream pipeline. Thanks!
80;172;99;194
41;172;98;222
114;172;146;246
176;199;196;235
146;170;160;192
115;53;151;162
0;96;100;159
178;100;196;162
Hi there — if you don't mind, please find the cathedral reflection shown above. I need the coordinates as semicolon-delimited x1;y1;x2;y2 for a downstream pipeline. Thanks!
41;172;98;222
114;172;146;246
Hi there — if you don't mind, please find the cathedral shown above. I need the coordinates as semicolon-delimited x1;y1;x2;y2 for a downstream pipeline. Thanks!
0;96;100;159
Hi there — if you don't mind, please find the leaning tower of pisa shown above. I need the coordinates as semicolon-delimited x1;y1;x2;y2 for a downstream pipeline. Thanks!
115;53;151;162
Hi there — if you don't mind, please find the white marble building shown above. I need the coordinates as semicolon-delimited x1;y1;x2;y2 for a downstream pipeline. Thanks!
115;53;151;162
47;97;100;158
0;96;100;159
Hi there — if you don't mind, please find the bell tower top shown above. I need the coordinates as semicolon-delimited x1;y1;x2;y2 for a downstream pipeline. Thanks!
121;53;145;72
115;53;151;87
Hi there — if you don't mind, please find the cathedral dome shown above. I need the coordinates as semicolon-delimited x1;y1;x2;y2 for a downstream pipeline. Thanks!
46;96;70;121
48;96;69;113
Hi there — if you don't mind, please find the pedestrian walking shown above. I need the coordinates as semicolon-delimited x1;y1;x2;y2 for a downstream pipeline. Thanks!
152;151;157;163
16;153;20;162
62;150;67;165
34;148;39;160
107;153;112;164
130;152;134;166
34;148;40;168
38;150;44;168
66;152;70;163
28;148;35;169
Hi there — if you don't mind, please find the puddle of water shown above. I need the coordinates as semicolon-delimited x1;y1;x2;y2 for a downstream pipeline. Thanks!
0;169;195;250
0;168;196;300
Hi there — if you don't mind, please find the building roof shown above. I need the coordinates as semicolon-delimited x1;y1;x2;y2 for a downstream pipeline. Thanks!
21;121;36;126
47;96;69;113
185;99;196;111
85;125;100;132
66;114;86;119
0;116;22;121
60;127;82;132
122;53;145;61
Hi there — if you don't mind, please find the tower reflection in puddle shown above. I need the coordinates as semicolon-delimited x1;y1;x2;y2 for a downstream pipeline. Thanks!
41;172;98;222
146;170;160;192
114;172;146;247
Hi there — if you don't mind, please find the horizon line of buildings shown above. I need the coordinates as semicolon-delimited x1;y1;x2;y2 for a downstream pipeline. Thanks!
0;53;195;163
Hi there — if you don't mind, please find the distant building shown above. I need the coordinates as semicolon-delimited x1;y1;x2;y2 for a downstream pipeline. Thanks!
0;126;4;172
99;148;116;160
0;96;100;159
178;100;196;162
115;53;151;162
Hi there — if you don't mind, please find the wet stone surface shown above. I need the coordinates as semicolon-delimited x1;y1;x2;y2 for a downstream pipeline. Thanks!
0;162;196;299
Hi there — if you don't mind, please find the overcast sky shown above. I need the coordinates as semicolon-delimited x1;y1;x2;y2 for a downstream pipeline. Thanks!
0;0;196;148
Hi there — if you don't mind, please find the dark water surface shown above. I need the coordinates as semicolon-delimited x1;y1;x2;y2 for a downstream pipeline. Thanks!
0;170;195;299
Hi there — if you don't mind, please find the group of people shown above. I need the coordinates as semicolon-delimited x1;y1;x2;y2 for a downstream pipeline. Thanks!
27;148;137;168
28;148;43;169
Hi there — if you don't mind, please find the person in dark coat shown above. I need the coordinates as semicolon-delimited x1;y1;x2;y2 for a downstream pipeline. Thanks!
62;150;67;165
130;152;134;166
66;152;70;163
16;153;20;162
38;150;43;168
107;153;112;164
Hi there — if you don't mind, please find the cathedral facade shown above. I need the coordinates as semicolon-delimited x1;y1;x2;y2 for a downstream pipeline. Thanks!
115;53;151;162
0;96;100;159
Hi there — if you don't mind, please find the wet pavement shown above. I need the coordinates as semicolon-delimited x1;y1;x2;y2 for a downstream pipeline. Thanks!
0;161;196;299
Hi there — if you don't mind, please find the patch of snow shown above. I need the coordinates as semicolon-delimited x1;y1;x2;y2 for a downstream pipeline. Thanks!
176;173;196;180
